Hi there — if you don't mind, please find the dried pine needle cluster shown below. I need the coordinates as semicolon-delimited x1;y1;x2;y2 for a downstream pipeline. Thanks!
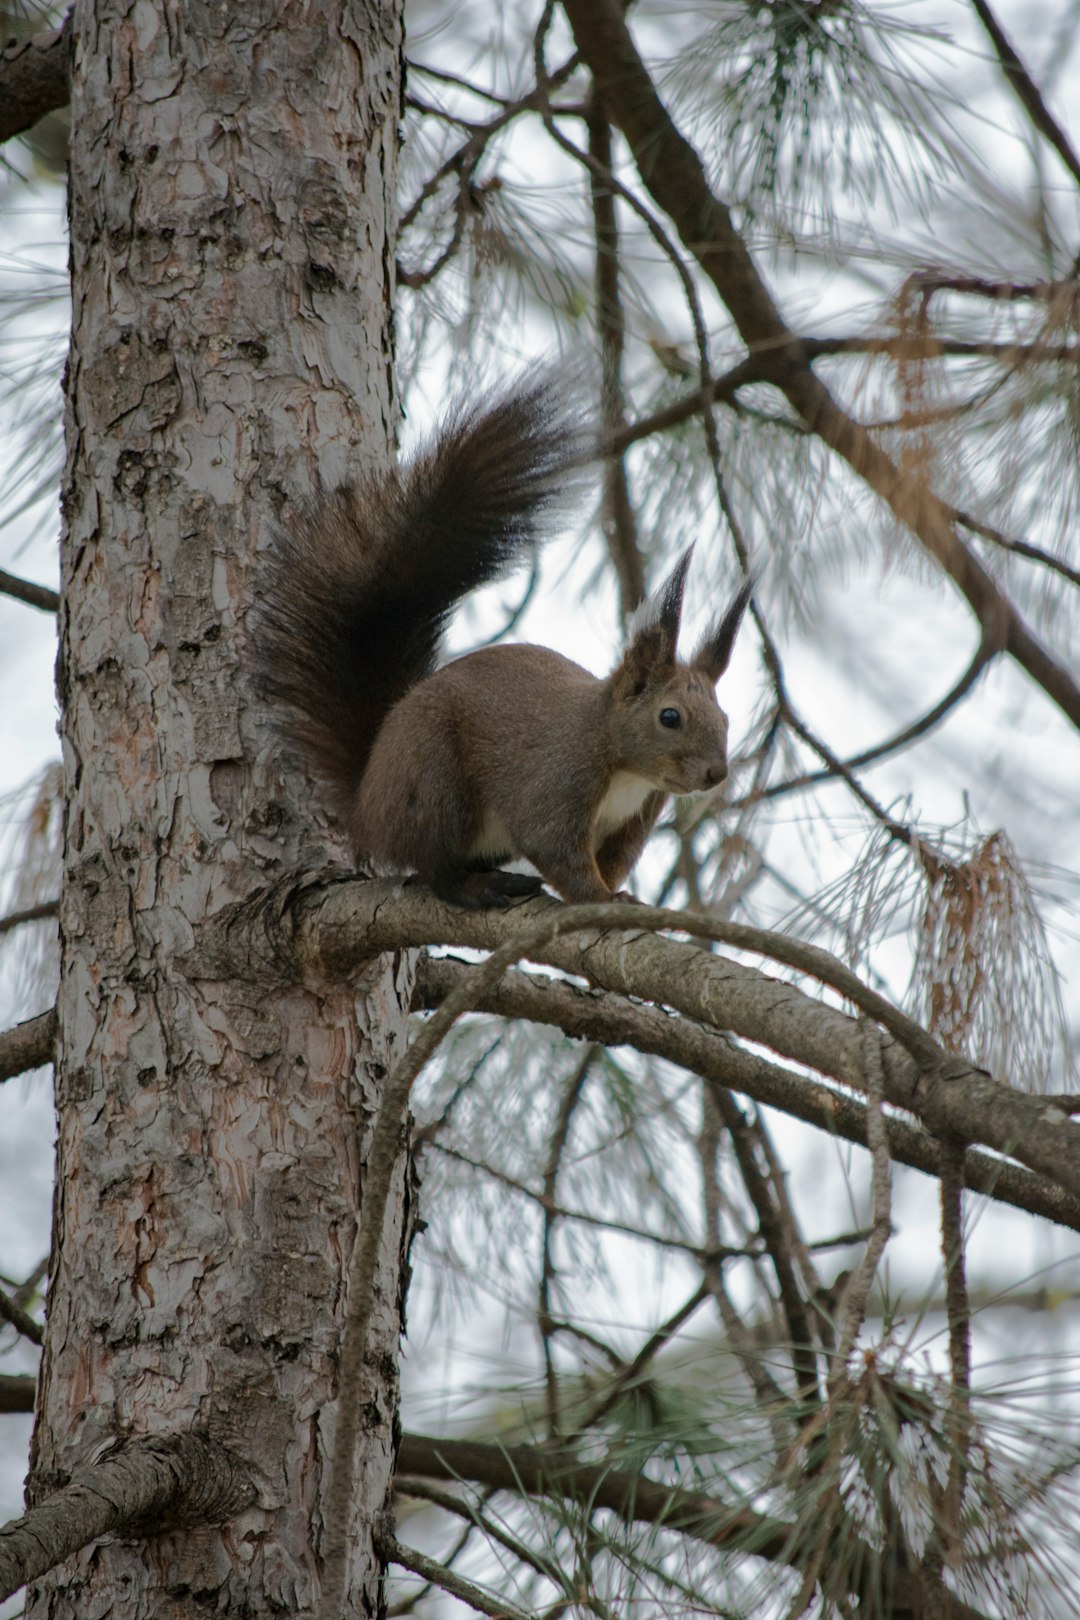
917;830;1062;1091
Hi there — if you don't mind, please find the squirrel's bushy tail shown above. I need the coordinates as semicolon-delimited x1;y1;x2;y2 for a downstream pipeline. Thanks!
257;370;591;826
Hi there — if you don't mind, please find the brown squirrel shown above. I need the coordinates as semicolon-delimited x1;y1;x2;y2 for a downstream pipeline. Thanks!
259;373;751;908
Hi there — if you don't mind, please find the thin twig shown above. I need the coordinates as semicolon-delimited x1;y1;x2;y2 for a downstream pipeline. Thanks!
380;1535;533;1620
407;59;513;108
570;1281;711;1434
0;900;58;936
710;1085;822;1405
954;506;1080;591
696;1102;791;1433
803;332;1080;364
969;0;1080;189
538;1046;597;1435
734;632;995;808
429;1140;713;1256
0;1284;42;1346
10;1254;49;1312
939;1136;973;1554
833;1024;893;1373
398;52;580;236
753;1106;827;1312
0;569;59;615
586;93;644;616
393;1477;565;1589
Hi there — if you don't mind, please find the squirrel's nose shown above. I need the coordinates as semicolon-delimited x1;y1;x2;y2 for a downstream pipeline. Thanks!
705;760;728;786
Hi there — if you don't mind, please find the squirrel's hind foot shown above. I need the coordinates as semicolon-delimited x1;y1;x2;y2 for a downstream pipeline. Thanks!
425;868;544;910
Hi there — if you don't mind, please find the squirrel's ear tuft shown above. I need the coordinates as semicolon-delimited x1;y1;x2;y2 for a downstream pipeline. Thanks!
692;574;753;682
617;547;693;688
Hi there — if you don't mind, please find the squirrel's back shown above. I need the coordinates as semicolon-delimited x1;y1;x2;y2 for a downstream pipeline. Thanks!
257;372;590;838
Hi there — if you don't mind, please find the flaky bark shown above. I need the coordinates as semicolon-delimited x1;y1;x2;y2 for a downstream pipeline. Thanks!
27;5;410;1617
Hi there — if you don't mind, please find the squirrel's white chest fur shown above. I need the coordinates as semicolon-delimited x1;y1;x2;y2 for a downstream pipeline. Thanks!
467;770;654;864
593;771;655;837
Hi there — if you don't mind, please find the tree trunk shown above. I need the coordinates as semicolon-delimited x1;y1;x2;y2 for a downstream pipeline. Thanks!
27;3;408;1614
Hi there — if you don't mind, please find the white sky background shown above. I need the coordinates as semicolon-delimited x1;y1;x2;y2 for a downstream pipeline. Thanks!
1;0;1080;1609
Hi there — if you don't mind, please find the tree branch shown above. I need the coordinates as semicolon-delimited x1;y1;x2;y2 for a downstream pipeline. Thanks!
0;1374;36;1414
735;632;996;808
380;1534;533;1620
0;569;60;615
0;900;58;937
0;1010;57;1084
538;1046;597;1433
398;1432;793;1566
413;956;1080;1232
395;1433;991;1620
0;14;72;147
586;95;644;617
953;506;1080;591
187;878;1080;1207
0;1285;43;1347
709;1086;822;1401
804;333;1080;365
833;1027;893;1372
560;0;1080;733
969;0;1080;190
0;1433;254;1602
393;1476;564;1587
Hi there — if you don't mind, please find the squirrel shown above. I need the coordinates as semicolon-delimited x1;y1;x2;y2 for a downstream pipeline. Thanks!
258;372;752;909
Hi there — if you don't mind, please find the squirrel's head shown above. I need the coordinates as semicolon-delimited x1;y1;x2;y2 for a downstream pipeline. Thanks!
608;549;752;796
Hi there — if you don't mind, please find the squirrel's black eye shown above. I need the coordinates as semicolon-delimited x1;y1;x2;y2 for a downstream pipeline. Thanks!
659;707;682;729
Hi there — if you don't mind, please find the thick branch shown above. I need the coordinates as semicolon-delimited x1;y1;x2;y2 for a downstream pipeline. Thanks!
395;1433;989;1620
398;1432;793;1564
414;955;1080;1232
0;1009;56;1084
0;1433;254;1602
560;0;1080;732
0;1375;35;1414
185;879;1080;1203
291;881;1080;1196
0;16;72;147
